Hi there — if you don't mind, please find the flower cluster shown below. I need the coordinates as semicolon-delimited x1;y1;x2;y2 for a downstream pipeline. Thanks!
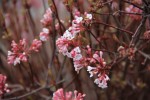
56;11;92;72
39;8;52;42
56;11;110;88
0;74;9;96
86;49;109;88
40;8;52;26
39;28;49;41
7;39;42;66
52;88;86;100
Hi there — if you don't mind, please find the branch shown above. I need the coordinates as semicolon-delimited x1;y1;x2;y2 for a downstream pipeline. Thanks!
2;80;65;100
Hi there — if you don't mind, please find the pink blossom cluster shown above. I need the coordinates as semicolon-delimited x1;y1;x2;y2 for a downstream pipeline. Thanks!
52;88;86;100
56;11;92;72
0;74;9;96
39;28;49;41
85;46;109;88
125;5;142;20
7;39;42;66
56;11;110;88
40;8;52;26
39;8;52;42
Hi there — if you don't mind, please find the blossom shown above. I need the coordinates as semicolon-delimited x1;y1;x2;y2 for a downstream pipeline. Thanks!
29;39;42;52
7;39;28;66
70;47;84;73
0;74;9;96
63;30;75;40
73;58;85;73
40;8;53;26
87;66;98;77
8;39;42;66
84;12;92;21
94;73;109;88
93;51;106;68
74;16;83;24
70;47;82;60
11;39;26;53
56;36;70;56
39;28;49;41
52;88;85;100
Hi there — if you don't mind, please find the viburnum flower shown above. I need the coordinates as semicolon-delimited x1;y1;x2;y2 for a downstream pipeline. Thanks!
52;88;86;100
73;58;85;73
94;73;109;88
86;50;110;88
40;8;52;26
39;28;49;41
7;39;42;66
70;47;85;73
87;66;98;77
0;74;9;96
63;30;75;40
29;39;42;52
84;12;93;23
7;39;28;65
56;36;70;56
93;51;106;67
69;47;82;60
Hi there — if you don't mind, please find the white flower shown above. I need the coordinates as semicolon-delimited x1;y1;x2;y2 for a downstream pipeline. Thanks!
14;57;20;66
73;54;82;61
74;63;83;73
43;28;49;34
93;53;99;59
87;66;97;77
73;47;81;53
99;51;103;58
8;51;13;56
63;30;74;40
86;14;92;20
94;74;109;88
75;16;83;23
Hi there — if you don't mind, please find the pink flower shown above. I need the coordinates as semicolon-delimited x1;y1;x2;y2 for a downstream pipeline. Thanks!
7;39;42;66
29;39;42;52
94;73;109;88
70;47;82;60
11;39;26;53
56;36;70;56
84;12;93;23
53;88;85;100
0;74;9;96
41;8;53;26
7;39;28;66
93;51;106;68
73;90;86;100
73;58;85;73
63;30;75;40
73;10;81;17
69;47;85;73
39;28;49;41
